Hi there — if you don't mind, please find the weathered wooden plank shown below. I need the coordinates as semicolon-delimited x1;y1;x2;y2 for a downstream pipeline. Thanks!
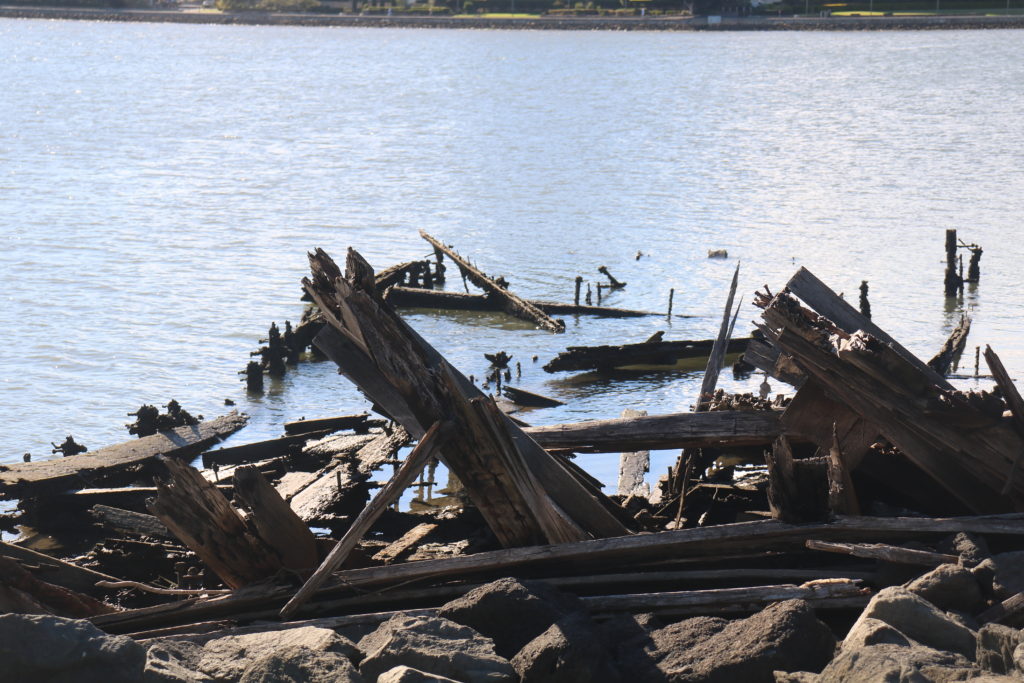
232;466;319;576
501;386;564;408
372;523;438;564
0;540;122;597
543;338;750;373
90;505;172;540
283;413;382;436
585;581;867;614
984;345;1024;496
419;231;565;333
280;421;446;620
696;263;740;410
524;410;781;453
0;413;248;498
201;431;331;469
805;540;957;567
385;285;663;318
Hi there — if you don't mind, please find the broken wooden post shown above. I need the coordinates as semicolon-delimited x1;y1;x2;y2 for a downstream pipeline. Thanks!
419;231;565;333
967;244;982;283
617;409;650;497
280;420;447;620
147;457;281;589
232;466;319;577
574;276;583;306
928;314;972;376
859;281;870;320
944;229;962;296
598;266;626;289
667;288;674;320
696;263;740;411
241;361;263;393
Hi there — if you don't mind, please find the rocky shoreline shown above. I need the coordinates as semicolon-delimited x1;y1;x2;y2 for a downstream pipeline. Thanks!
3;5;1024;30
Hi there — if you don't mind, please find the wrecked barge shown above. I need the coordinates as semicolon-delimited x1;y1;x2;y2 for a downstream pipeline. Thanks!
2;237;1024;682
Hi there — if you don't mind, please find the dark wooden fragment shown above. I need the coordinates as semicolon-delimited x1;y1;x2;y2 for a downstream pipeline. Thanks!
928;314;972;375
805;540;957;567
0;555;115;617
90;504;172;539
696;263;740;410
543;337;750;373
501;385;565;408
283;413;382;436
0;540;122;597
385;286;662;318
984;345;1024;496
419;231;565;332
201;431;331;468
0;413;248;498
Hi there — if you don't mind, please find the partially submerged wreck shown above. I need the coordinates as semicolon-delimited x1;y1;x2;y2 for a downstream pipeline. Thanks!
2;242;1023;682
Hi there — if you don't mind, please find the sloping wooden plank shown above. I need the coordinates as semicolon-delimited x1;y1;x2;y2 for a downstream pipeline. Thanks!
419;231;565;333
0;413;248;498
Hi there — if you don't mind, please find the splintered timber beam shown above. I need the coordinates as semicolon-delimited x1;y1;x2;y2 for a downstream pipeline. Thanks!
303;247;628;547
384;286;661;318
523;410;781;453
418;230;565;333
928;314;972;376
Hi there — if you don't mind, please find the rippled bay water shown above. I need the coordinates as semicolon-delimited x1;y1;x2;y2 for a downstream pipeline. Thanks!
2;21;1024;490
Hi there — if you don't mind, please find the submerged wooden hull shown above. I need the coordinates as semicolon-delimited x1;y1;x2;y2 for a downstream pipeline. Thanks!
544;338;750;373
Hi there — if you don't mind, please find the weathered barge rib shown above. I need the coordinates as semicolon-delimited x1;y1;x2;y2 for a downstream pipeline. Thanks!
0;412;248;498
544;337;751;372
384;285;665;318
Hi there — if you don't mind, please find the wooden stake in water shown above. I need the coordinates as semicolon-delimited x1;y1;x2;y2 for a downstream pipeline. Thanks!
667;288;675;320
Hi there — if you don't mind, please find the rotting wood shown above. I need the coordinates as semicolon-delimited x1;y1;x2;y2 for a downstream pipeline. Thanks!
287;460;368;527
384;286;663;318
90;505;172;540
583;581;867;615
827;424;860;516
375;260;431;291
0;555;115;618
419;231;566;333
280;420;447;620
696;263;741;411
928;314;972;375
352;427;411;475
804;540;958;567
617;408;650;497
232;466;319;577
978;591;1024;626
304;247;628;545
0;412;248;498
147;457;282;589
283;413;383;436
372;522;438;564
543;337;750;373
523;410;781;453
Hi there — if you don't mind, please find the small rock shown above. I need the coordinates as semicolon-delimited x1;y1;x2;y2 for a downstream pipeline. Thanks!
438;577;584;660
358;613;514;682
200;626;360;681
144;640;212;682
846;586;976;659
977;624;1024;675
0;614;147;683
655;600;836;682
511;612;623;683
815;644;979;682
377;666;462;682
1013;641;1024;673
238;645;363;683
938;532;991;568
905;563;984;613
841;617;912;651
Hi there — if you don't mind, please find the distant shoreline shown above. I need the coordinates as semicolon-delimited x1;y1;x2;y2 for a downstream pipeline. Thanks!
3;5;1024;30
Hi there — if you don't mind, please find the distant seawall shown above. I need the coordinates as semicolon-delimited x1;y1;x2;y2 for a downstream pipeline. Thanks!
3;5;1024;30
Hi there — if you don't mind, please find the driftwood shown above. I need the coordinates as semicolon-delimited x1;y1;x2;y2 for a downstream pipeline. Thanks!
523;410;781;453
304;247;628;546
0;540;122;598
543;338;750;373
0;555;115;618
0;412;248;498
90;504;172;540
384;285;663;318
419;231;565;333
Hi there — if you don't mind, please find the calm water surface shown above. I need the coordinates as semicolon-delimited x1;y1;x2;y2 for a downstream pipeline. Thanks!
2;21;1024;491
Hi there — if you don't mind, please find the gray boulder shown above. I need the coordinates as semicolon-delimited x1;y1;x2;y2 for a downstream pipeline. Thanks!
437;577;584;659
238;644;363;682
145;640;212;682
358;612;514;682
846;586;976;659
377;666;462;682
200;626;360;681
906;563;984;613
815;643;979;682
841;617;912;651
655;599;836;683
976;551;1024;601
0;613;147;683
511;612;623;683
978;624;1024;675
